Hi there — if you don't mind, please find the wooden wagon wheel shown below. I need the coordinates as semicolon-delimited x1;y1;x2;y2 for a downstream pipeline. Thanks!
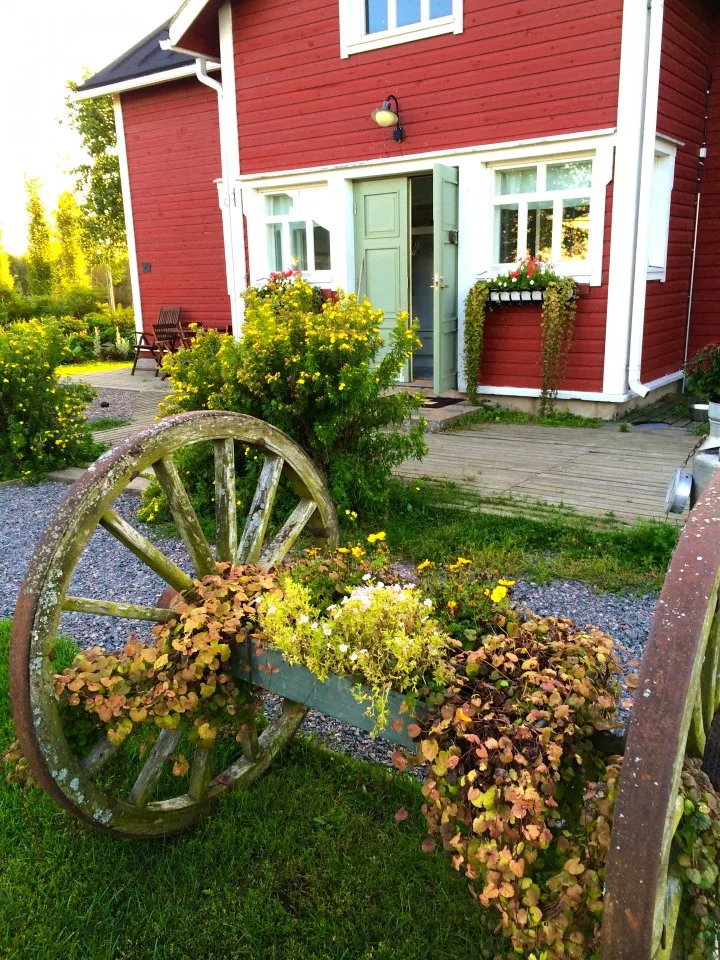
10;411;339;838
602;472;720;959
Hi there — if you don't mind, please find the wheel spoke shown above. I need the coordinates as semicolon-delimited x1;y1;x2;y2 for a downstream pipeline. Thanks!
62;596;179;623
241;715;260;762
128;728;183;808
703;611;720;728
188;742;215;801
153;457;217;578
689;691;707;757
237;454;284;564
80;735;120;776
258;499;316;569
214;439;237;564
101;509;195;595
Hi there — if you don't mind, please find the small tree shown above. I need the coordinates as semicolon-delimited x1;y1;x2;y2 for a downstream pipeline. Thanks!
25;177;54;296
54;191;88;291
0;231;13;289
65;81;127;310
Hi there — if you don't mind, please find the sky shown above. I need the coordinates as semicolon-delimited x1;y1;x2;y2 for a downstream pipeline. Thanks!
0;0;179;255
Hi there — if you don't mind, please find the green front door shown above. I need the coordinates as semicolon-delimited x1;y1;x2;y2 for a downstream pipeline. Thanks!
432;164;459;394
354;177;410;381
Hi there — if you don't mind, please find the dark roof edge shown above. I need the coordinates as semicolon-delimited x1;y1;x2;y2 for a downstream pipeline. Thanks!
77;20;193;93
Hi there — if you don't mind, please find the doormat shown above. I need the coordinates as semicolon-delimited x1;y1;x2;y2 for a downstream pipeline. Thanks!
421;397;463;409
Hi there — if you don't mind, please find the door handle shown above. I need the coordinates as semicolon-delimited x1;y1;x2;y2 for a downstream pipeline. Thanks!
430;274;448;290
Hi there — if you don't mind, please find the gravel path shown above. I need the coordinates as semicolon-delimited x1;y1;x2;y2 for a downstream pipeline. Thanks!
83;387;140;423
0;481;653;766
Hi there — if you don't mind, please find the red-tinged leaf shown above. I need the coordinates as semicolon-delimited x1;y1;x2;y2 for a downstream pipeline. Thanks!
394;807;409;822
421;837;436;853
407;723;422;739
391;718;404;734
391;750;407;771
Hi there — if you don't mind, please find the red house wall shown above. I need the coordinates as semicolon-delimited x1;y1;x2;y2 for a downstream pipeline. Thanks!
687;15;720;356
232;0;623;174
642;0;717;382
121;79;231;334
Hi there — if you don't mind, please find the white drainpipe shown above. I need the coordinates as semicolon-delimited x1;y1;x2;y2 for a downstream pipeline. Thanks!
627;0;665;398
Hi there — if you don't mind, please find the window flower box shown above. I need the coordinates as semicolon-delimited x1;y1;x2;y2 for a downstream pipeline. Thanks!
488;286;577;305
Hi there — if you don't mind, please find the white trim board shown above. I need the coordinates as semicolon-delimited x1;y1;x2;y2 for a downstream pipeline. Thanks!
112;95;143;336
338;0;463;58
73;63;220;101
169;0;214;47
473;368;682;405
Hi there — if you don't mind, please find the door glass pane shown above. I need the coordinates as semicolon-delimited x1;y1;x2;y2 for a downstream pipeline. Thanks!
561;198;590;260
397;0;421;25
526;201;553;260
366;0;388;33
265;193;293;216
496;204;519;262
267;223;283;272
313;223;332;271
290;222;308;271
547;160;592;191
430;0;453;16
497;167;537;196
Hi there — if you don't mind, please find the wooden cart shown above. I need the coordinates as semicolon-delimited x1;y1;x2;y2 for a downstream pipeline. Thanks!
8;411;720;959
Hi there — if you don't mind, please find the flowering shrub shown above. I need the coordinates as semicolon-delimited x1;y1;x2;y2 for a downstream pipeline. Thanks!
260;578;455;730
488;255;564;292
0;319;98;480
156;275;427;516
254;269;324;311
684;343;720;401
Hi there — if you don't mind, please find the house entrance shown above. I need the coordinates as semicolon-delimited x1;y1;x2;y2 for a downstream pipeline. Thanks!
353;165;459;394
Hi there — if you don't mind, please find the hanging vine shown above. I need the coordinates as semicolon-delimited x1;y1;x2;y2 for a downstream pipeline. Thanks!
539;278;578;416
462;260;578;413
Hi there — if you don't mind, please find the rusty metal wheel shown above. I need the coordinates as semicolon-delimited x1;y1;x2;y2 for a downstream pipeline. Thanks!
10;411;339;838
602;473;720;959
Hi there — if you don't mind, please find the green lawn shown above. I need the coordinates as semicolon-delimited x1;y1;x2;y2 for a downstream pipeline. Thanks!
58;360;133;376
0;621;499;960
90;417;132;431
374;480;678;592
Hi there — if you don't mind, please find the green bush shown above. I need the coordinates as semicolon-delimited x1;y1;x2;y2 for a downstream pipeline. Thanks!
155;276;426;518
0;320;100;479
0;285;105;323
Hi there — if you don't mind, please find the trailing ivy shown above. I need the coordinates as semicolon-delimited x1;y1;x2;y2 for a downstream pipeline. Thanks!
540;277;578;417
463;280;490;404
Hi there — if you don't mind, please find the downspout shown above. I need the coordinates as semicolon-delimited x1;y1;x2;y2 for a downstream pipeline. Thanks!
683;72;712;381
627;0;664;398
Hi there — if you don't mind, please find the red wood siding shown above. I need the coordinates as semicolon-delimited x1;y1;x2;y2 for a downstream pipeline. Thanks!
687;12;720;357
232;0;623;175
642;0;718;382
121;79;231;334
480;184;613;393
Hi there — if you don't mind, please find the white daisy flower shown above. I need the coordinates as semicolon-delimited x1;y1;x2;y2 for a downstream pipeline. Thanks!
298;614;309;624
339;644;349;653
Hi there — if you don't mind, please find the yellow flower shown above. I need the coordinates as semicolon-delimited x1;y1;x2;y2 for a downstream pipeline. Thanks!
367;531;386;544
337;547;350;554
447;600;458;614
498;578;516;587
417;559;434;571
351;545;365;558
490;585;508;604
339;382;345;391
448;557;472;571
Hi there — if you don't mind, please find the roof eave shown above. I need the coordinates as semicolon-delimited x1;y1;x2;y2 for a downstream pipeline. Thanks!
73;61;220;101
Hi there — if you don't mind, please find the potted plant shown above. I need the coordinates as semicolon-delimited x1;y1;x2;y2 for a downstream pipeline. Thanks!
684;343;720;425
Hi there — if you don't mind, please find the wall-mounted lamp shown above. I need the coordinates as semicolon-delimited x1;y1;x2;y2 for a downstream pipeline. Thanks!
371;95;404;142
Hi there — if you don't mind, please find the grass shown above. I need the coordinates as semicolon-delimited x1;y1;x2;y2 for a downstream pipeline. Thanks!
58;360;133;376
370;480;678;592
90;417;132;431
448;402;604;431
0;620;500;960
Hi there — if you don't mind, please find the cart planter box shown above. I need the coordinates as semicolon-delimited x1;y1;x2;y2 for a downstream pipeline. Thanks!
232;638;425;750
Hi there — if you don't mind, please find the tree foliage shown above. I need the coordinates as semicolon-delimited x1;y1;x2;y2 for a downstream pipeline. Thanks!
24;177;54;296
65;82;126;284
0;231;12;289
53;191;88;291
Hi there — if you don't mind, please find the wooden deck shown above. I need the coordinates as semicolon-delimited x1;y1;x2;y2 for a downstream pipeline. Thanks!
396;423;698;524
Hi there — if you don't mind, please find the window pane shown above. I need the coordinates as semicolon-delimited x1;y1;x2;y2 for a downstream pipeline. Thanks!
313;223;332;271
366;0;388;33
561;198;590;260
267;223;283;272
430;0;453;16
266;193;293;216
496;204;519;262
497;167;537;196
290;222;308;271
397;0;421;25
526;201;553;260
547;160;592;191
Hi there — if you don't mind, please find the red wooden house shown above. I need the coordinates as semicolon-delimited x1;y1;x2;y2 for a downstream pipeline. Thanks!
77;0;720;415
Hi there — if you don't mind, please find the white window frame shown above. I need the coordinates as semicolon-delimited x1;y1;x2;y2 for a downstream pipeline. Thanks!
646;138;676;282
339;0;463;58
256;185;334;286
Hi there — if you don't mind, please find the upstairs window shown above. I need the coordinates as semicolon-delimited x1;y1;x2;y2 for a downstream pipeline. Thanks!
340;0;463;57
264;188;332;279
492;158;593;269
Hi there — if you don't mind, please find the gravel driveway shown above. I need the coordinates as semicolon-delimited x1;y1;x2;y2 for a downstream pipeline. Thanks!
1;481;653;764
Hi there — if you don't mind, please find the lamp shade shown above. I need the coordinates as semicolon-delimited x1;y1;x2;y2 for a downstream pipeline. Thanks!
371;107;398;128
